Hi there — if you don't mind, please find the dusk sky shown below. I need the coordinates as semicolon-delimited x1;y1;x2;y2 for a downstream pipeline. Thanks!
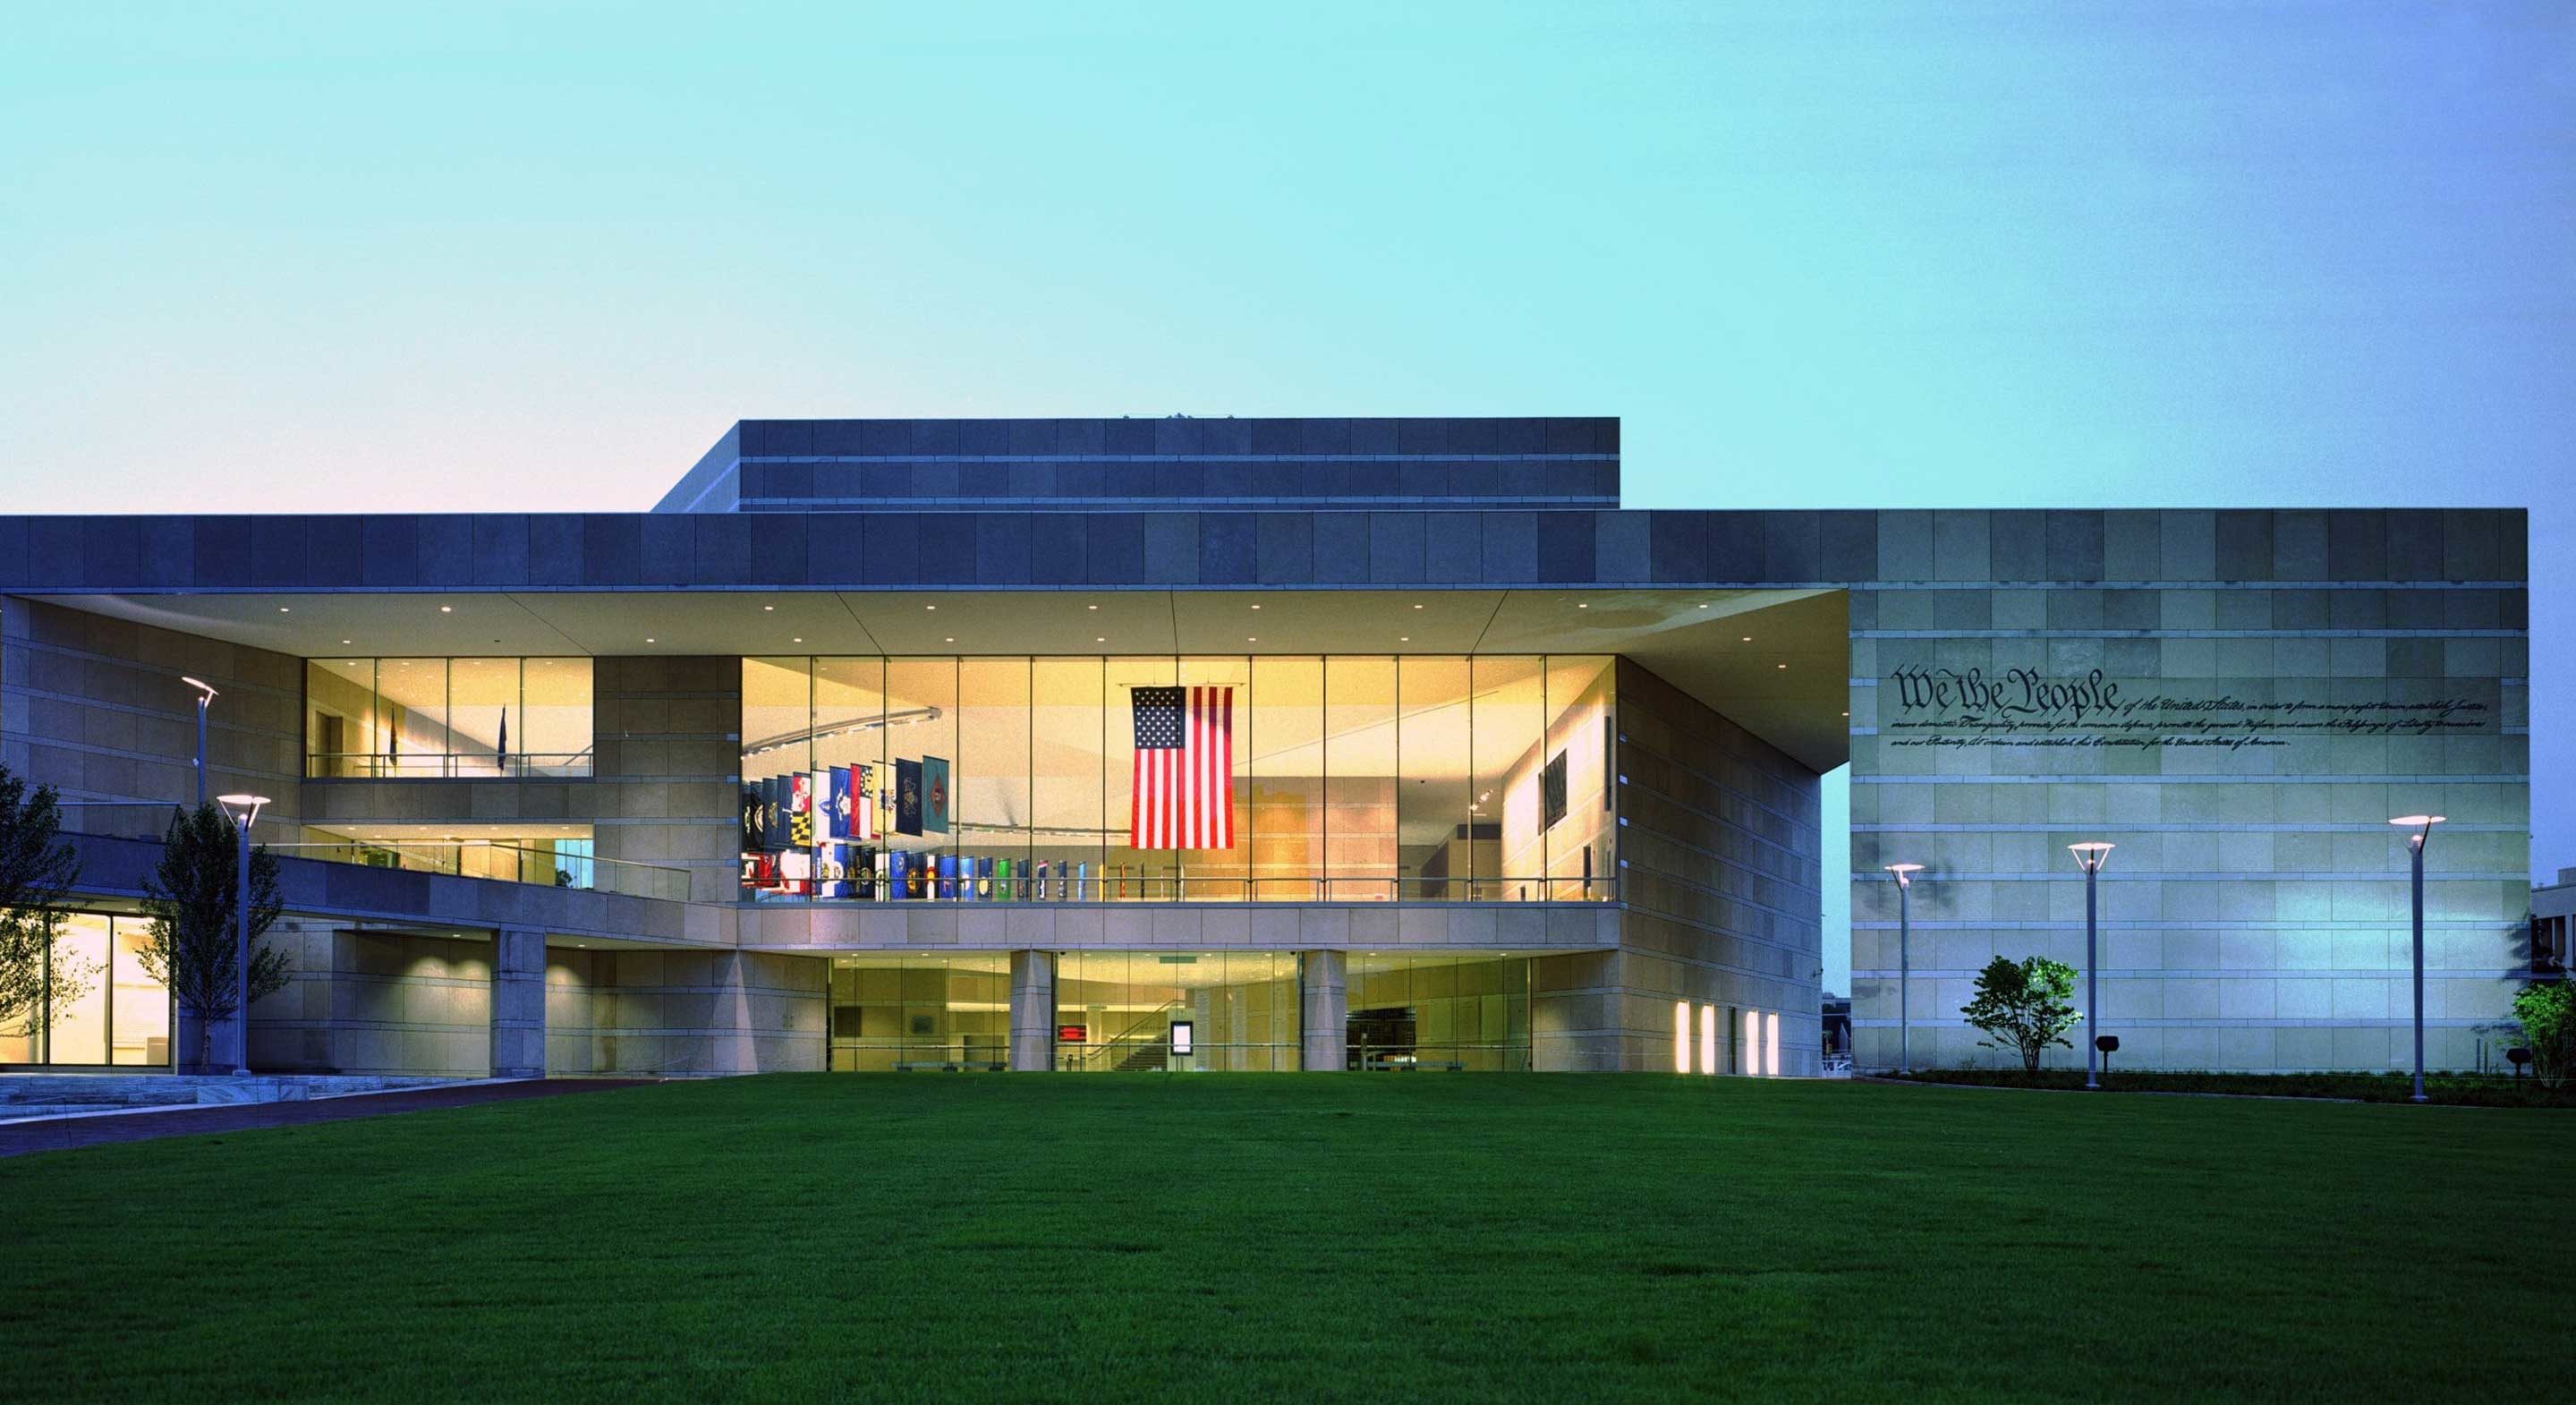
4;4;2566;992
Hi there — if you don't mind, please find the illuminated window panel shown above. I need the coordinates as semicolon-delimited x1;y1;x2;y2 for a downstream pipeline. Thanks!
1672;1001;1690;1073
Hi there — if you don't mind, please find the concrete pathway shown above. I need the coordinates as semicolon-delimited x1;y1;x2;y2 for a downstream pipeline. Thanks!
0;1078;659;1158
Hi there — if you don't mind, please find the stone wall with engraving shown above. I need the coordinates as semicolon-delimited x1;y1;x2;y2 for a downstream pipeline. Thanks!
1847;509;2529;1073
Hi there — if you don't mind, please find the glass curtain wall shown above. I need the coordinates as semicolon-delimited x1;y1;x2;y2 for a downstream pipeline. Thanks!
825;954;1011;1070
1056;951;1299;1071
740;655;1615;903
0;914;174;1068
1347;952;1534;1071
305;658;593;778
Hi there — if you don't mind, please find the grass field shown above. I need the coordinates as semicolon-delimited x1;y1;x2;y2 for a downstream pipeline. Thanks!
2;1075;2566;1403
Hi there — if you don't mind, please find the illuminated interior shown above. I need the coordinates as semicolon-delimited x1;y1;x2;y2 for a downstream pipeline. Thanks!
743;654;1614;902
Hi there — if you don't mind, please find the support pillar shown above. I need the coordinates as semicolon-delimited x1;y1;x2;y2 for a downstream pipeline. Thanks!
1009;950;1058;1071
490;926;548;1079
1300;949;1348;1071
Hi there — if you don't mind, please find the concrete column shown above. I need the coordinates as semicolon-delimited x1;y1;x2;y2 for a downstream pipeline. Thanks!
1300;949;1348;1071
1008;950;1058;1071
489;926;548;1079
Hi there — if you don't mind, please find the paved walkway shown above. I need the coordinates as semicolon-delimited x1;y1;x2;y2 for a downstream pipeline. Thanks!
0;1078;659;1158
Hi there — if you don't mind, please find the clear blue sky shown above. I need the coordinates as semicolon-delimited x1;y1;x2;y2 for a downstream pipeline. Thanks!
4;4;2567;992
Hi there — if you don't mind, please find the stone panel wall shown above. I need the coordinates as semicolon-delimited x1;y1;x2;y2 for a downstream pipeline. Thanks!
1;596;302;837
1614;660;1826;1074
590;949;827;1075
1849;508;2530;1072
254;926;493;1077
592;655;743;904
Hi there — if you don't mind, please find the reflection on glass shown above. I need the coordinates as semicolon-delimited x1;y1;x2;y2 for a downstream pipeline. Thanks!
1347;951;1532;1071
735;653;1617;905
826;954;1010;1071
303;658;592;777
1056;950;1298;1072
1400;656;1472;899
1324;657;1397;900
5;915;174;1068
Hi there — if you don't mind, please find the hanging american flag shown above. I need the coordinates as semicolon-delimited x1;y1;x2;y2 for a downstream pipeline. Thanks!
1131;685;1235;849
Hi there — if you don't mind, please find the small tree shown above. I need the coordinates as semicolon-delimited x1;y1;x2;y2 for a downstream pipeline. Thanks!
1;765;92;1057
2511;982;2576;1090
1961;955;2083;1075
133;803;290;1071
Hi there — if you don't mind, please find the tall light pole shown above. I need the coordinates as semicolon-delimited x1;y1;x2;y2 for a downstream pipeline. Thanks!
182;677;218;808
2068;842;2114;1090
217;793;268;1077
1883;863;1924;1074
2391;814;2445;1104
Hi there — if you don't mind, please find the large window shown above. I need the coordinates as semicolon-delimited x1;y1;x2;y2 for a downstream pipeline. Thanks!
741;654;1616;903
0;914;173;1068
306;658;593;778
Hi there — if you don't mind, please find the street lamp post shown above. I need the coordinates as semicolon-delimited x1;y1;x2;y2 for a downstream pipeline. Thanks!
2391;814;2446;1103
217;793;269;1077
2068;842;2115;1091
182;677;218;808
1883;864;1925;1074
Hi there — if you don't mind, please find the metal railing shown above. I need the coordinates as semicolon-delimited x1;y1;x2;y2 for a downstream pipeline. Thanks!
748;873;1618;904
56;805;692;903
304;750;594;779
270;839;692;903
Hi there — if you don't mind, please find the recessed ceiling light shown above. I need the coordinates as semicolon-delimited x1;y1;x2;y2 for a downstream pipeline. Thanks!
341;640;352;645
1087;604;1098;610
1250;604;1261;610
277;606;290;613
763;605;774;611
1741;635;1753;643
439;606;452;613
1577;602;1588;609
1696;603;1708;609
1096;636;1106;643
945;636;955;643
1246;637;1257;643
792;637;803;643
645;637;656;643
925;604;937;611
1399;636;1410;642
1777;663;1788;669
1413;603;1424;609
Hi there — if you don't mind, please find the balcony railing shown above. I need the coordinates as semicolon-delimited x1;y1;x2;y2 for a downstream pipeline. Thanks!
270;840;692;903
304;750;594;779
746;873;1618;904
55;805;689;904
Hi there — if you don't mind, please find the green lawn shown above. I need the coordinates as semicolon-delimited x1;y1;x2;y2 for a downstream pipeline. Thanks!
2;1076;2565;1403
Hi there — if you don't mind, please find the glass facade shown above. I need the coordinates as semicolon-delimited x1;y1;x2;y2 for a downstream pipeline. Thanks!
0;914;173;1068
305;657;592;778
741;655;1616;903
822;950;1530;1072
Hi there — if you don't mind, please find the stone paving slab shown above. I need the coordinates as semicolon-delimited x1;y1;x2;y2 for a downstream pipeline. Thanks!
0;1078;659;1159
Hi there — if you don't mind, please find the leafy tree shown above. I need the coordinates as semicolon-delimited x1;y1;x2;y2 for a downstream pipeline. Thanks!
2511;982;2576;1090
133;803;290;1070
0;764;91;1055
1960;955;2084;1075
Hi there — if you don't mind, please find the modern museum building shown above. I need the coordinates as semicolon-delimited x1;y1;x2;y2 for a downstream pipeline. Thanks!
0;418;2531;1078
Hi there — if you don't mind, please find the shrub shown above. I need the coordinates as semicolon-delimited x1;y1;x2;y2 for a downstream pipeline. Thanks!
1960;955;2082;1074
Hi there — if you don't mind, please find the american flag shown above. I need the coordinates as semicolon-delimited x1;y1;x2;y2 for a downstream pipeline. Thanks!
1131;685;1235;849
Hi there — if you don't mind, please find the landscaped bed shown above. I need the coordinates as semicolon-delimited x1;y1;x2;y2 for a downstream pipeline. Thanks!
1;1074;2566;1403
1878;1066;2576;1106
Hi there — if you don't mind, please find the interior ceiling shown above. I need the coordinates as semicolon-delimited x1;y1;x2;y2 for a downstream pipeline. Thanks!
50;588;1851;772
